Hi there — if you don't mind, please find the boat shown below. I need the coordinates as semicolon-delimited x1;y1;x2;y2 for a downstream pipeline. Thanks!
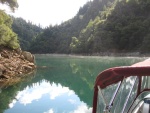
92;59;150;113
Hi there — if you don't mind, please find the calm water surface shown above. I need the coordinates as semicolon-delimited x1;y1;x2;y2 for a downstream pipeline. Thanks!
0;55;145;113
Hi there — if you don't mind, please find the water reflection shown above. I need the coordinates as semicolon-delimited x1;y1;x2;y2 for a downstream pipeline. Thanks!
5;80;92;113
0;55;145;113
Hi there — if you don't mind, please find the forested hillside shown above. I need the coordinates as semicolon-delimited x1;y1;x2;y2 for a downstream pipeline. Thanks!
12;17;43;50
73;0;150;54
29;0;116;54
13;0;150;54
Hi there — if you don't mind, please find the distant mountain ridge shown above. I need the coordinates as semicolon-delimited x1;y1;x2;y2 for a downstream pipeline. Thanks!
12;0;150;54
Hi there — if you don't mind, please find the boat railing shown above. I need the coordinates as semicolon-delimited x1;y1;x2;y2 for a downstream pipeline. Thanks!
92;60;150;113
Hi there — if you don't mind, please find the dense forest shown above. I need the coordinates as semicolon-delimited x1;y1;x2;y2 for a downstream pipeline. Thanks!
1;0;150;55
12;17;43;50
27;0;150;54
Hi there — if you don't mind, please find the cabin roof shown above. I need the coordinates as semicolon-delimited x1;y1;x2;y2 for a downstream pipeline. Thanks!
95;60;150;89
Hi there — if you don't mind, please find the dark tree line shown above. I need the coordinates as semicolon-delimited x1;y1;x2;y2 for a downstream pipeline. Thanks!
12;17;43;50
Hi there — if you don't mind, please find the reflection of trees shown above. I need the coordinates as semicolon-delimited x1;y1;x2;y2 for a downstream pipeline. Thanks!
37;64;94;107
0;85;18;113
35;56;143;107
0;72;36;113
0;56;144;112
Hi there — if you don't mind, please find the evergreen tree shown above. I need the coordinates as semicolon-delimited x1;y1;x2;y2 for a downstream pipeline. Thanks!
0;0;20;49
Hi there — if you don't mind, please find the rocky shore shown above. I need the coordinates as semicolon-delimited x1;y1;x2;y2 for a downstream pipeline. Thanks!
0;47;36;82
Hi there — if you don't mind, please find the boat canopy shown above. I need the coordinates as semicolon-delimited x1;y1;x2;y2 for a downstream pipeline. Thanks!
92;59;150;113
95;60;150;89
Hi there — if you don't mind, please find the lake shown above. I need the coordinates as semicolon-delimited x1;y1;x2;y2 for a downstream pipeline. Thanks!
0;55;145;113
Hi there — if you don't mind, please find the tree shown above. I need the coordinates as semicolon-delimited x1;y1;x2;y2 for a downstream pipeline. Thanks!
0;10;19;49
0;0;18;12
0;0;20;49
70;37;80;53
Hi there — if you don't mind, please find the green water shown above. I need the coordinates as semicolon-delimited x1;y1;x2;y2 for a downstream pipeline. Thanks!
0;55;145;113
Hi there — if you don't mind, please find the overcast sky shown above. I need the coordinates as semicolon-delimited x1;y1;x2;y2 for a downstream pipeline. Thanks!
1;0;91;27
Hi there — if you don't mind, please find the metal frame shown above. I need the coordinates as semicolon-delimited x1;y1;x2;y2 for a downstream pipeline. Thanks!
121;77;137;113
92;62;150;113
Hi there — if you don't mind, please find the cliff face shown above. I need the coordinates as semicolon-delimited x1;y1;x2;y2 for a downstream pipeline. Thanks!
0;47;36;82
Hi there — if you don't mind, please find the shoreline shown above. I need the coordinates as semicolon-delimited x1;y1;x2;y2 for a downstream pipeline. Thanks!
0;47;36;83
34;52;150;57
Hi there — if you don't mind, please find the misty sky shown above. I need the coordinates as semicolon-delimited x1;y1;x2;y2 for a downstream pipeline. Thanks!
1;0;91;27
